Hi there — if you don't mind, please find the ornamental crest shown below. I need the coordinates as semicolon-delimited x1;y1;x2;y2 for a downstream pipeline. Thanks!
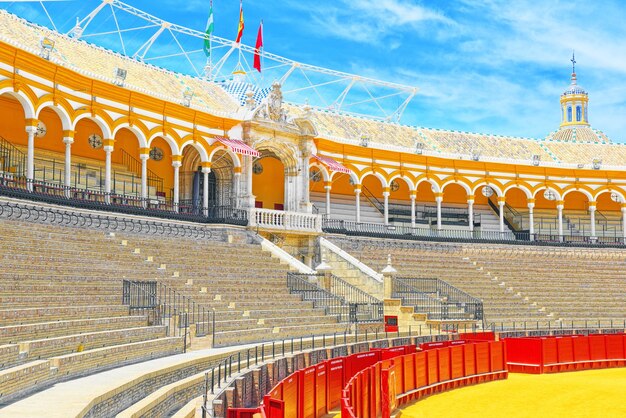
255;81;289;123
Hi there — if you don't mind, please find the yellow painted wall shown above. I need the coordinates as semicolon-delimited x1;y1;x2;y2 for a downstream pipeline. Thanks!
252;156;284;209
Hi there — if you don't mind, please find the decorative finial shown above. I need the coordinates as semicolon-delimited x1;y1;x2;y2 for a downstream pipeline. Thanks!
571;50;576;75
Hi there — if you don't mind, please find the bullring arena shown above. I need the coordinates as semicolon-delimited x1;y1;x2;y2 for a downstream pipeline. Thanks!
0;1;625;417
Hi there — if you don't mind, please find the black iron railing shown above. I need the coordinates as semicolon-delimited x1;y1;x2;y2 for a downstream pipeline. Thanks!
322;216;626;247
286;273;348;322
0;136;26;178
286;273;383;323
121;149;164;193
392;277;483;322
328;274;383;323
123;279;213;340
0;174;248;226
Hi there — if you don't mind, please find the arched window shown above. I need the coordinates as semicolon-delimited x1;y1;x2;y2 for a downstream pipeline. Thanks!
584;106;588;122
567;106;572;122
576;105;582;122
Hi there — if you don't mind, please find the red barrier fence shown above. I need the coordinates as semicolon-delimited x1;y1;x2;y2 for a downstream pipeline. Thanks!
342;340;508;418
228;345;415;418
505;333;626;373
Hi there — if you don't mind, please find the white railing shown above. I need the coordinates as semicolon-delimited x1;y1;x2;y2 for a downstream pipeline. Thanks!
251;208;321;233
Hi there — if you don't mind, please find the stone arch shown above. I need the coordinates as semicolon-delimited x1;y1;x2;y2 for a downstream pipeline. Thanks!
472;181;503;197
359;170;388;189
35;102;72;131
532;185;563;202
111;122;149;148
389;173;416;192
502;183;533;200
594;187;626;204
180;139;209;163
561;185;594;202
441;179;472;196
207;145;241;169
147;133;181;156
0;88;36;119
252;138;299;172
72;113;112;140
415;176;441;194
309;162;330;183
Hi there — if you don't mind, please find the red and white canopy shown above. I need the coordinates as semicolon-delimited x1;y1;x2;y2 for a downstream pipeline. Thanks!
213;136;260;157
312;155;351;174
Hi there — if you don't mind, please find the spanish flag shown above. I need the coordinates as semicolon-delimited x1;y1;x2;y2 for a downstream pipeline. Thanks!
235;1;244;43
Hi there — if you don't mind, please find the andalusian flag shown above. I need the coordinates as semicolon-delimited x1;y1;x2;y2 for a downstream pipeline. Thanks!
235;0;244;43
203;2;214;57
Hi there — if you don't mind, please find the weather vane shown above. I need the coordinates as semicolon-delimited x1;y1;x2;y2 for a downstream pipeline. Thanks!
571;51;576;74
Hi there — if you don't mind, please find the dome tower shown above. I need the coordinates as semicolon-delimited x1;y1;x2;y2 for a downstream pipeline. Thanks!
560;52;589;128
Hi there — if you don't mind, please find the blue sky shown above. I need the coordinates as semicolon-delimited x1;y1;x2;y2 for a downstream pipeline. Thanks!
3;0;626;142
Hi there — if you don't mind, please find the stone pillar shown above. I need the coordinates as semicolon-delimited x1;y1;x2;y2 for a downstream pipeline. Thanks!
202;163;211;216
233;168;242;208
622;205;626;240
410;192;416;228
355;186;361;223
63;134;74;197
528;200;535;240
246;155;255;208
103;139;114;204
381;255;397;299
383;188;390;225
315;258;333;291
25;124;37;191
557;201;564;240
589;203;596;238
435;194;443;230
139;148;150;206
172;156;182;212
324;181;332;216
498;197;506;233
467;195;475;232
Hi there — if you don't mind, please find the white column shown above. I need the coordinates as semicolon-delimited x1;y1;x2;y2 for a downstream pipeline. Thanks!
140;153;149;206
104;145;113;204
589;205;596;238
383;189;390;225
435;195;443;230
468;198;474;232
63;137;73;197
355;187;361;223
172;160;181;212
528;202;535;240
557;202;564;239
202;166;210;216
25;126;36;191
622;207;626;240
233;171;241;208
498;198;505;233
410;193;416;228
324;182;331;216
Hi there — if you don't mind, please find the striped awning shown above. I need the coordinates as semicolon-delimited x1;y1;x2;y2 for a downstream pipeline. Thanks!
313;155;351;174
213;136;260;157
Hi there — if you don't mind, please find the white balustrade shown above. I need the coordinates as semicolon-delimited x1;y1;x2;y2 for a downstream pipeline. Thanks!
251;208;321;232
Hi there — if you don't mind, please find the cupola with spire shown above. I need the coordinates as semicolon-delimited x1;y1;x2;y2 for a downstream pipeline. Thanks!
560;51;589;128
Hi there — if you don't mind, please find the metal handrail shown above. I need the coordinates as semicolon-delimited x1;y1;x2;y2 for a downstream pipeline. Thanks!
0;136;26;178
392;277;483;322
121;149;164;193
286;273;383;323
122;279;214;341
0;174;248;226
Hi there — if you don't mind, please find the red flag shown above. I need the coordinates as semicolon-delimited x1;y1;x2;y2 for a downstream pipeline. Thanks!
235;1;244;43
254;21;263;72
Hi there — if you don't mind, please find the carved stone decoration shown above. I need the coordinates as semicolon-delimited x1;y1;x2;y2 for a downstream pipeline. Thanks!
254;81;289;123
